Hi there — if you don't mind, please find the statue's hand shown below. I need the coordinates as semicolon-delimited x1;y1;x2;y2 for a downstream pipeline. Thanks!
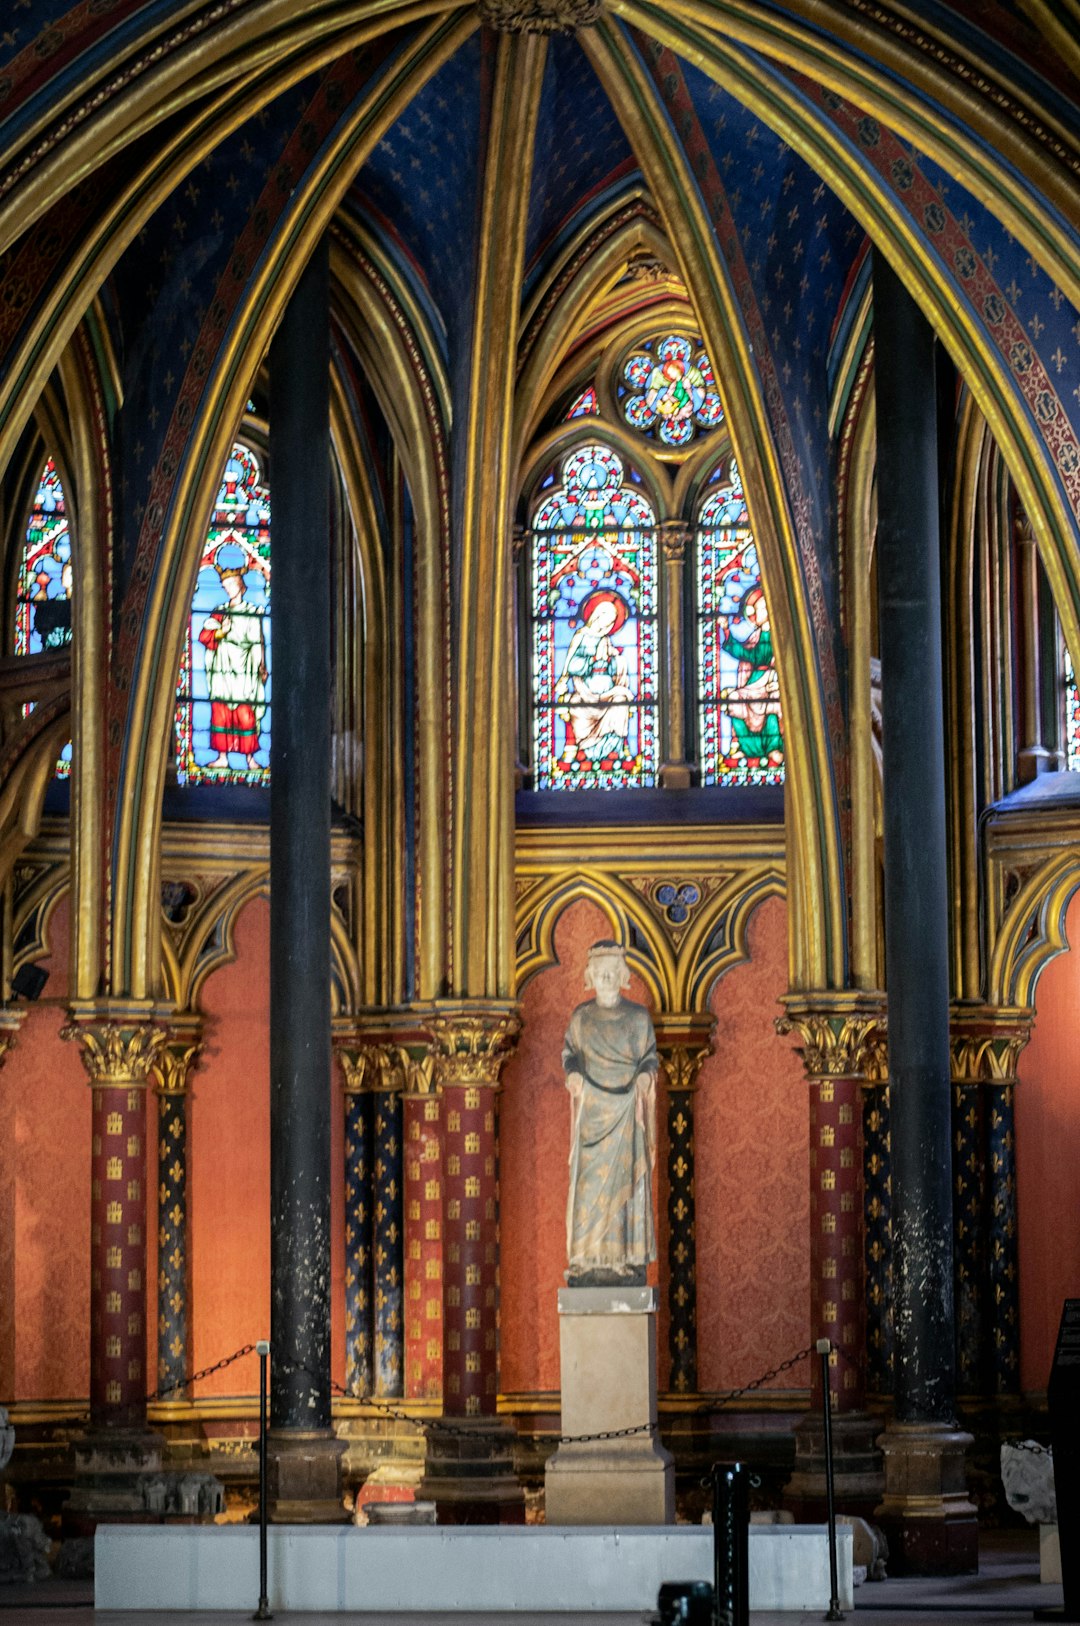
566;1071;584;1099
634;1070;655;1127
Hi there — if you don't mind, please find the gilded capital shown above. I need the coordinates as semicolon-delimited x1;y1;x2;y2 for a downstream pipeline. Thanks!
426;1003;521;1089
0;1006;23;1072
154;1034;203;1096
478;0;602;32
61;1018;168;1088
337;1040;408;1095
656;1013;715;1092
776;999;886;1081
949;1009;1032;1085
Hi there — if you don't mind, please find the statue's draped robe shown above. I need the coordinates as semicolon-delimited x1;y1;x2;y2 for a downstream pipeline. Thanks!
563;996;658;1279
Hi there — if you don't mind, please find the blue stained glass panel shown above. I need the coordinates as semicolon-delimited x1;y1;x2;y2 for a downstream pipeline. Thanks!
697;469;784;785
175;444;271;786
532;444;658;790
16;458;73;778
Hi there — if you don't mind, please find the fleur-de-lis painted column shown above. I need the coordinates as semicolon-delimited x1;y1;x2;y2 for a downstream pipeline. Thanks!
949;1010;1030;1398
419;1003;523;1523
338;1035;409;1399
62;1017;167;1433
777;996;886;1517
655;1014;714;1394
152;1022;202;1402
659;521;693;788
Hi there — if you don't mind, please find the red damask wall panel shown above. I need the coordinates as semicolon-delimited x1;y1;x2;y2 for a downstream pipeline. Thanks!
1;899;90;1400
1017;886;1080;1393
695;895;810;1393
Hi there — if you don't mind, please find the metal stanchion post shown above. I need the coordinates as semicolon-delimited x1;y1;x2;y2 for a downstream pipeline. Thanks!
253;1340;272;1622
818;1338;843;1622
711;1462;749;1626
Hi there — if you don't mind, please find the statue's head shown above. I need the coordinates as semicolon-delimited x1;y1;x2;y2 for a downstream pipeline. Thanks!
583;939;631;1007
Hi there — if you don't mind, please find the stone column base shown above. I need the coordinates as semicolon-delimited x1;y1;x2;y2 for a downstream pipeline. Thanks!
874;1422;977;1574
64;1428;165;1534
783;1410;884;1522
417;1417;525;1525
266;1430;348;1523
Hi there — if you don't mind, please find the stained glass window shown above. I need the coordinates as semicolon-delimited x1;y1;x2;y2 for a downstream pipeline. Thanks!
1064;646;1080;772
175;444;271;786
619;334;723;448
532;443;658;789
16;458;73;778
565;384;600;419
697;461;784;785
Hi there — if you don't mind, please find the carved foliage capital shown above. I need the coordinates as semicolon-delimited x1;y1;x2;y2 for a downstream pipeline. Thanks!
61;1019;168;1089
154;1036;203;1096
427;1006;521;1089
949;1014;1032;1084
337;1040;409;1095
478;0;602;32
776;1009;886;1081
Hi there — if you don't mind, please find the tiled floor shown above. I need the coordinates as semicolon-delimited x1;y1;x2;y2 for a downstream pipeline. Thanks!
0;1530;1061;1623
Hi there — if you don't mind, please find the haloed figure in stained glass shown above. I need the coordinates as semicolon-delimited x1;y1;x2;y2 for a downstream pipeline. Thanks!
719;584;783;768
556;589;633;768
199;560;269;770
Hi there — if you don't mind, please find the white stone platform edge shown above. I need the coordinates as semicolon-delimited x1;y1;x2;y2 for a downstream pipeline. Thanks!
95;1522;853;1613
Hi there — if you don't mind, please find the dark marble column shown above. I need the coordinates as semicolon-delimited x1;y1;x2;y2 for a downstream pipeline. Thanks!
871;254;975;1572
267;239;344;1521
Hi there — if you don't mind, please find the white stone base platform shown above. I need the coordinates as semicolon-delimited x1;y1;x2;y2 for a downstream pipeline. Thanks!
95;1523;852;1613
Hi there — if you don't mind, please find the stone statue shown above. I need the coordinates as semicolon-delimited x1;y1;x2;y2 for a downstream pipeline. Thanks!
562;939;658;1285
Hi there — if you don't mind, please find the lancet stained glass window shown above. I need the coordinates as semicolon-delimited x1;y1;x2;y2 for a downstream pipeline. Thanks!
697;462;784;785
532;443;658;789
16;458;73;778
619;334;723;448
175;444;271;786
1064;646;1080;772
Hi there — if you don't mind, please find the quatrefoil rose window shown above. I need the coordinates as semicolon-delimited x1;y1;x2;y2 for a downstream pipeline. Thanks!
619;334;723;448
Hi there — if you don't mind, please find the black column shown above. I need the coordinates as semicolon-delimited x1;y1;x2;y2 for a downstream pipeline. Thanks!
872;254;956;1425
269;242;332;1437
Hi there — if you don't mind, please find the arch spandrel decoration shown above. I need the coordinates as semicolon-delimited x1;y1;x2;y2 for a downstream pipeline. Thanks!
530;441;660;790
514;859;788;1013
987;847;1080;1010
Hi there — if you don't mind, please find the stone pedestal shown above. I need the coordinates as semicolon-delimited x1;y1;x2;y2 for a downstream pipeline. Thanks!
874;1422;977;1573
266;1431;348;1524
545;1286;673;1525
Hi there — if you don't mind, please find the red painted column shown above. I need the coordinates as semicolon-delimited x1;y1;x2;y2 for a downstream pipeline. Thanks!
405;1087;444;1401
64;1020;167;1431
418;1004;523;1522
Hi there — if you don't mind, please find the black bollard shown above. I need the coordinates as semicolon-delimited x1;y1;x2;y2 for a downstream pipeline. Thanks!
253;1340;272;1622
711;1461;749;1626
818;1339;843;1621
